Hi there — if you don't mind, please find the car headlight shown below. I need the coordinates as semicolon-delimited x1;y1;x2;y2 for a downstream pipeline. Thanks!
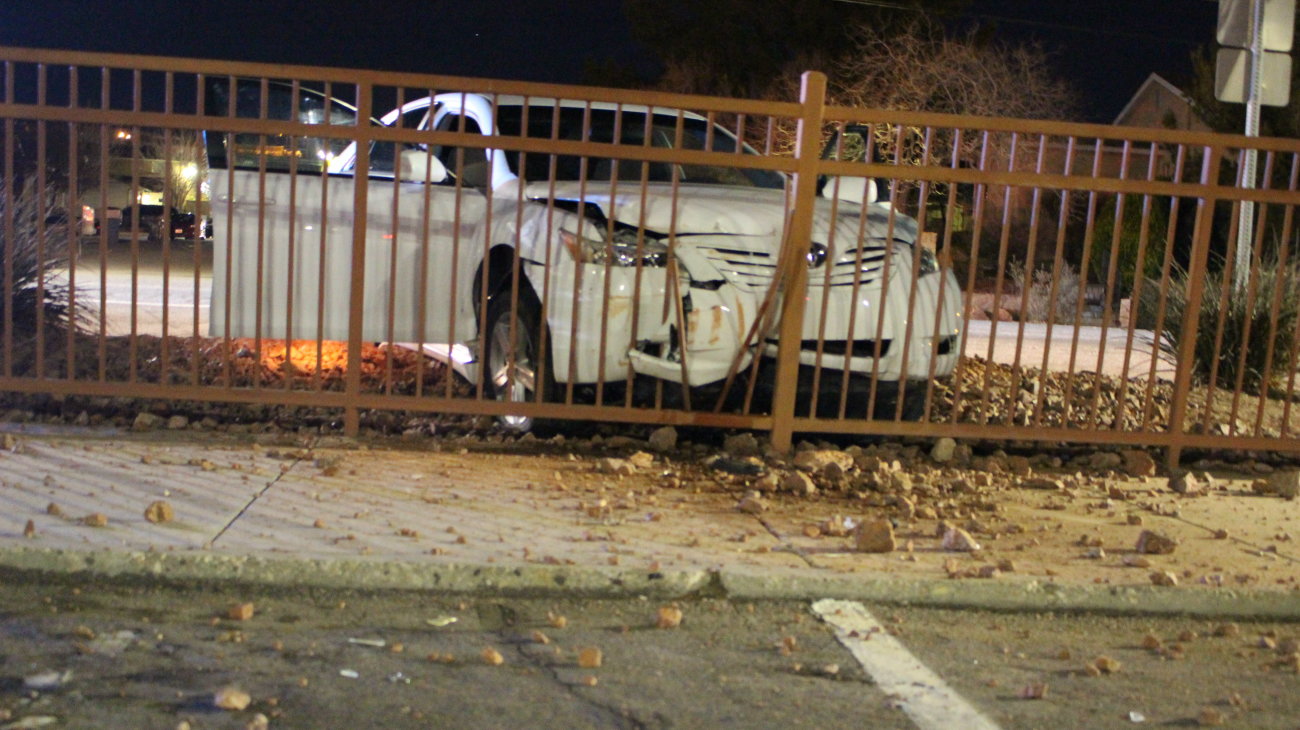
560;225;669;267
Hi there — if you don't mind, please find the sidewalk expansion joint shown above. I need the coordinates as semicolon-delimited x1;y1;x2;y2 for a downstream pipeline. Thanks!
203;452;307;549
754;516;816;568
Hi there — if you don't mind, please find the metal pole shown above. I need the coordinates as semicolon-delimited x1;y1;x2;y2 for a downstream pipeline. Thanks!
1236;0;1264;292
768;71;827;453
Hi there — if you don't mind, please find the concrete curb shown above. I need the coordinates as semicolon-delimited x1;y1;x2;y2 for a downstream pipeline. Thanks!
0;547;716;599
2;546;1298;619
718;570;1300;619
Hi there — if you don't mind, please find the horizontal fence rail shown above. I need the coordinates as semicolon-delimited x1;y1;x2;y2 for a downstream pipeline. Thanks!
0;46;1298;462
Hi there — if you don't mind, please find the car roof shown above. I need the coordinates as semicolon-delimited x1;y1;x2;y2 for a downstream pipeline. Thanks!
483;95;710;124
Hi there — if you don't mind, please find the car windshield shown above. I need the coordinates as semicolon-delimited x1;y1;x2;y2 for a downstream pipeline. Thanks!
495;106;786;190
205;79;361;173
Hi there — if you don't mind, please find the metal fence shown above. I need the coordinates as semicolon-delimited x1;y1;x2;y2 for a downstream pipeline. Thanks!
1;46;1298;463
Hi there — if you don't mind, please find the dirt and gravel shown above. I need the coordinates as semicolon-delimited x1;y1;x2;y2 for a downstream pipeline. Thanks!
3;327;1299;439
2;329;1299;595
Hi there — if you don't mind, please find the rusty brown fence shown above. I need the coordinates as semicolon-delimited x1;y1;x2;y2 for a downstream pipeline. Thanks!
0;46;1297;463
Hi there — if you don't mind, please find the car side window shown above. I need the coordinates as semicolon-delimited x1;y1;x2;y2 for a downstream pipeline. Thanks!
368;106;434;176
433;114;488;188
205;79;357;174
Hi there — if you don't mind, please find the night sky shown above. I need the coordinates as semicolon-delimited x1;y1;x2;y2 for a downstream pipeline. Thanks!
0;0;1222;123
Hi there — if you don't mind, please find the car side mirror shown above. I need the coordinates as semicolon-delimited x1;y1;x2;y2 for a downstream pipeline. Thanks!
821;176;877;205
399;149;448;184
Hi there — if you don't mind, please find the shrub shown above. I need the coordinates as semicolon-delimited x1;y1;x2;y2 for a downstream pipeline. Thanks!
0;179;82;335
1141;255;1300;391
1089;194;1170;305
1008;260;1081;324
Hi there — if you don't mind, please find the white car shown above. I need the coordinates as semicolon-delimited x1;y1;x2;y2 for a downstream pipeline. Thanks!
206;85;962;427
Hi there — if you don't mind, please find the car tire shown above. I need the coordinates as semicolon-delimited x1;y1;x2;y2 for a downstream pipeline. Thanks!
483;288;556;433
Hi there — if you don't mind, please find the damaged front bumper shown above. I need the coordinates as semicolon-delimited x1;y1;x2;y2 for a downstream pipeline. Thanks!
537;239;962;389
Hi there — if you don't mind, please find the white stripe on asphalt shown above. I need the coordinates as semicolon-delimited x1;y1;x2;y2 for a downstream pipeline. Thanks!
811;599;1002;730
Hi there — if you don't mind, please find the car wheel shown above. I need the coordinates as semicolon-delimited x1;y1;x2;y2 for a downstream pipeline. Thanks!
483;290;554;433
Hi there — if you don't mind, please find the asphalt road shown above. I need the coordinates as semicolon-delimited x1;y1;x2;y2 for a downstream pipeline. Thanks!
2;572;1297;729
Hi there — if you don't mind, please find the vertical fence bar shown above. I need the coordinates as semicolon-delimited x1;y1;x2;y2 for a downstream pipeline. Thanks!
1165;145;1224;468
344;81;372;436
769;71;827;452
2;62;12;380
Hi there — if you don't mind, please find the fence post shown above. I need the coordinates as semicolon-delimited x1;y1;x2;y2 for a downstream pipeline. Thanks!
1164;144;1223;470
344;82;373;437
769;71;827;453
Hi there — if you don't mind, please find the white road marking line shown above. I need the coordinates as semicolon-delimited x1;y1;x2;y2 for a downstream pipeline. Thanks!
812;598;1002;730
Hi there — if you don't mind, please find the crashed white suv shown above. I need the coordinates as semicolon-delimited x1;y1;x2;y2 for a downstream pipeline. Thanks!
207;87;962;424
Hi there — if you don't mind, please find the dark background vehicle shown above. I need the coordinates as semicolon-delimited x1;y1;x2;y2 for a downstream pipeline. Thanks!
161;209;210;241
117;204;168;242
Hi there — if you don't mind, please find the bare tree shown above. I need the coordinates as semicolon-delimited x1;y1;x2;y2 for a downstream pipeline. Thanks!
140;128;207;214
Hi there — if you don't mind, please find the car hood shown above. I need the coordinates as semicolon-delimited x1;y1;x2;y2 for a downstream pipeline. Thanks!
524;181;917;247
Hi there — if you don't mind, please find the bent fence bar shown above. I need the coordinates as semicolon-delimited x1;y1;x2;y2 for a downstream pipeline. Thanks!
0;46;1298;463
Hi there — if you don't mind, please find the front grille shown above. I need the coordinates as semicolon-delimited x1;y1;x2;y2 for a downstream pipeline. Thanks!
821;244;888;287
798;339;892;358
696;246;776;292
697;240;897;291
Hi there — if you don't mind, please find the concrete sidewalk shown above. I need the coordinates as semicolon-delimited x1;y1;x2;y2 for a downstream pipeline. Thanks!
0;426;1297;619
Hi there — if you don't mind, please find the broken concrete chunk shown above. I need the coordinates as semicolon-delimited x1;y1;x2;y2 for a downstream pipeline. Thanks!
1267;470;1300;499
1121;450;1157;477
656;605;684;629
1018;682;1048;699
781;471;817;496
143;500;174;524
1088;452;1123;470
647;426;678;452
577;647;603;668
752;473;781;492
1150;571;1179;587
854;519;896;553
793;450;853;474
1168;472;1201;495
597;457;636;476
1092;655;1122;674
132;412;164;431
1135;530;1177;555
941;527;981;552
930;437;957;464
722;432;761;457
1198;707;1226;726
213;686;251;711
736;491;769;515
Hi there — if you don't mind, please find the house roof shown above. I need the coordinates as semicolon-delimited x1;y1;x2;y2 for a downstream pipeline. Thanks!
1113;72;1205;128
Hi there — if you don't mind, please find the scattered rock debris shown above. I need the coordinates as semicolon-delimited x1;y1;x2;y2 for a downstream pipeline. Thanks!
656;605;684;629
1135;530;1177;555
143;500;174;524
1018;682;1048;700
854;519;896;553
213;686;251;711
